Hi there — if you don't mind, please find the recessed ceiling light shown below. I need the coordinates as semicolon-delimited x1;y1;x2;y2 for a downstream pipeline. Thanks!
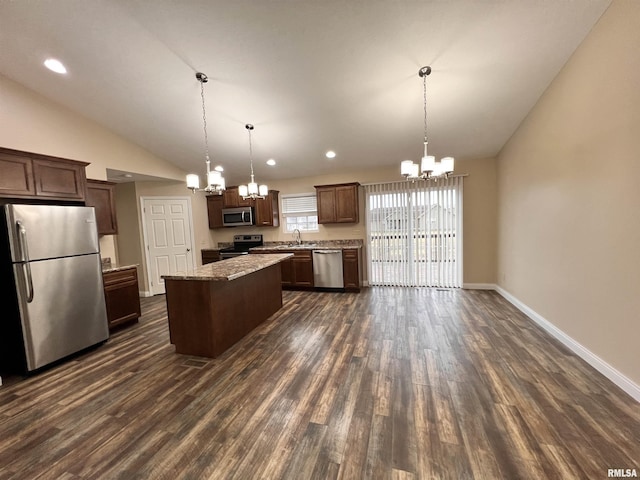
214;165;224;172
44;58;67;74
266;159;276;166
325;150;336;159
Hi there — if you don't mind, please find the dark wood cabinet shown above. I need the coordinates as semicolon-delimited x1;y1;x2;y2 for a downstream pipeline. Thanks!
223;186;253;208
206;195;224;229
292;251;314;287
0;151;35;197
280;256;294;286
342;248;361;292
259;249;313;288
0;147;88;202
103;267;141;330
257;247;361;292
254;190;280;227
201;249;221;265
86;179;118;235
32;158;87;201
208;189;280;229
314;182;360;224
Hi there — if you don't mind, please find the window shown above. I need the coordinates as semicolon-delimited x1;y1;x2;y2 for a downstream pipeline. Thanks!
365;176;463;288
281;193;318;233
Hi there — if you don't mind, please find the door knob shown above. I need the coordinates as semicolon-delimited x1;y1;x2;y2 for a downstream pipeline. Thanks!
187;248;191;252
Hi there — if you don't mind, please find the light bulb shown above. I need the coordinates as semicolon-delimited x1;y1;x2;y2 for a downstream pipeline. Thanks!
186;174;200;190
441;157;454;173
208;171;222;187
421;155;435;174
401;160;415;177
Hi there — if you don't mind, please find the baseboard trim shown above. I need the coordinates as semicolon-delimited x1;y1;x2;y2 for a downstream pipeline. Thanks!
495;285;640;403
463;283;497;290
139;290;153;298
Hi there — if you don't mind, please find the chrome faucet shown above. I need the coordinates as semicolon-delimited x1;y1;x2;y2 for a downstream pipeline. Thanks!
293;229;302;245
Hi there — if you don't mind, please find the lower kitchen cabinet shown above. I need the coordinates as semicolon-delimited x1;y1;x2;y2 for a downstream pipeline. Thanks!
342;248;361;292
260;249;314;289
291;251;314;287
103;266;141;330
257;248;361;291
201;249;221;265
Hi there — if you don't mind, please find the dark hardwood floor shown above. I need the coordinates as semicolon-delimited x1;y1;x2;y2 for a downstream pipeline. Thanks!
0;288;638;479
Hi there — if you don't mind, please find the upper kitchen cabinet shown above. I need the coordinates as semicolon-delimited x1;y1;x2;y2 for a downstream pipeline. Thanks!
0;147;88;202
223;186;253;208
254;190;280;227
314;182;360;224
0;150;35;197
207;189;280;229
86;179;118;235
206;194;224;229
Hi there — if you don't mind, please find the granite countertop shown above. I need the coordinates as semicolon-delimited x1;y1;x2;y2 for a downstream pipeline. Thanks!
102;263;138;274
161;253;293;281
250;240;363;252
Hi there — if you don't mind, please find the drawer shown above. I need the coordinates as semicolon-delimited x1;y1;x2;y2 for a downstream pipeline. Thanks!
342;249;358;259
103;267;137;287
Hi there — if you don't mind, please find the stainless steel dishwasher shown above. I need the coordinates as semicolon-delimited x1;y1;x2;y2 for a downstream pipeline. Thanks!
312;250;344;288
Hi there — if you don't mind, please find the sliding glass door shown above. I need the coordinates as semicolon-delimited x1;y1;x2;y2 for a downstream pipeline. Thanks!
365;177;463;287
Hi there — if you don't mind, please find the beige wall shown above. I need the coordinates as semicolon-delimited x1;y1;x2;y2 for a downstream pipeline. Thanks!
113;182;144;273
210;158;497;285
0;72;497;292
0;74;188;263
497;0;639;386
113;180;211;293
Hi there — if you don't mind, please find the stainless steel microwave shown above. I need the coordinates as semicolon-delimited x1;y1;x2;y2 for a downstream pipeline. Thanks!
222;207;254;227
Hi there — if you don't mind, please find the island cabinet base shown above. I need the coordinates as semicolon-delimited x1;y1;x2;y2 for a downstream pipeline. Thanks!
165;263;283;358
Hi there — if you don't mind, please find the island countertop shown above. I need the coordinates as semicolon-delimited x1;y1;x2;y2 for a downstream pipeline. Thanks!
161;253;293;282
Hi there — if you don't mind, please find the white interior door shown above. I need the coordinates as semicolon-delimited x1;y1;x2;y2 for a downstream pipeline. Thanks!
142;197;195;295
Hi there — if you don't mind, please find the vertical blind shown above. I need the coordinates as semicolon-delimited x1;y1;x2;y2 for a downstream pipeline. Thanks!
365;176;463;288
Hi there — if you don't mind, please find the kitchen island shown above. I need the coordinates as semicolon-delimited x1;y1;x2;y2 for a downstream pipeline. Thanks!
162;253;292;358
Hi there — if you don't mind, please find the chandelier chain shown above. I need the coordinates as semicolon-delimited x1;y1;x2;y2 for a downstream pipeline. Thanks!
248;127;254;176
200;79;210;162
423;73;428;145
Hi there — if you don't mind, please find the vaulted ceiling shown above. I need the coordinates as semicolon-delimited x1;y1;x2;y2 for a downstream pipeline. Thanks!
0;0;611;184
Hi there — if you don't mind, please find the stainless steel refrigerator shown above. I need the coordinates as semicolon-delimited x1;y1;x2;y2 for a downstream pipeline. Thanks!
0;204;109;374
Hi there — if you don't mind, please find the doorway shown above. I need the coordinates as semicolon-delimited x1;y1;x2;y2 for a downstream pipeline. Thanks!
141;197;196;295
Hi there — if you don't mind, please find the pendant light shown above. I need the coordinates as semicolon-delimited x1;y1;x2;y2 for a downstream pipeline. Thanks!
401;66;454;181
239;124;268;199
186;72;226;194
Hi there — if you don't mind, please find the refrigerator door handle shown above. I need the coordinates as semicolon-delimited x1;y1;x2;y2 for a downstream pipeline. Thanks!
17;221;35;303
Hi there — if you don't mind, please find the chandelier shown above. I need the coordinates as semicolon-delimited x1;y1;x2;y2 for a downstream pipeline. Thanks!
239;124;268;199
401;66;454;180
186;72;226;194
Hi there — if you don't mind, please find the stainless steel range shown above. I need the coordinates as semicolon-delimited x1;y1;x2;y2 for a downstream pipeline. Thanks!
219;234;264;259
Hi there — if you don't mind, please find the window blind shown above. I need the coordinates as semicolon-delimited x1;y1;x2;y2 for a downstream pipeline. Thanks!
281;194;317;216
364;177;463;288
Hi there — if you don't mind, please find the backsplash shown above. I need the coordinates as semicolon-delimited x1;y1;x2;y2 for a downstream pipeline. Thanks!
263;239;364;248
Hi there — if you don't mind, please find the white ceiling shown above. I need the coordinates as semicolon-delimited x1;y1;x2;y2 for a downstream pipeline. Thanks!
0;0;611;185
